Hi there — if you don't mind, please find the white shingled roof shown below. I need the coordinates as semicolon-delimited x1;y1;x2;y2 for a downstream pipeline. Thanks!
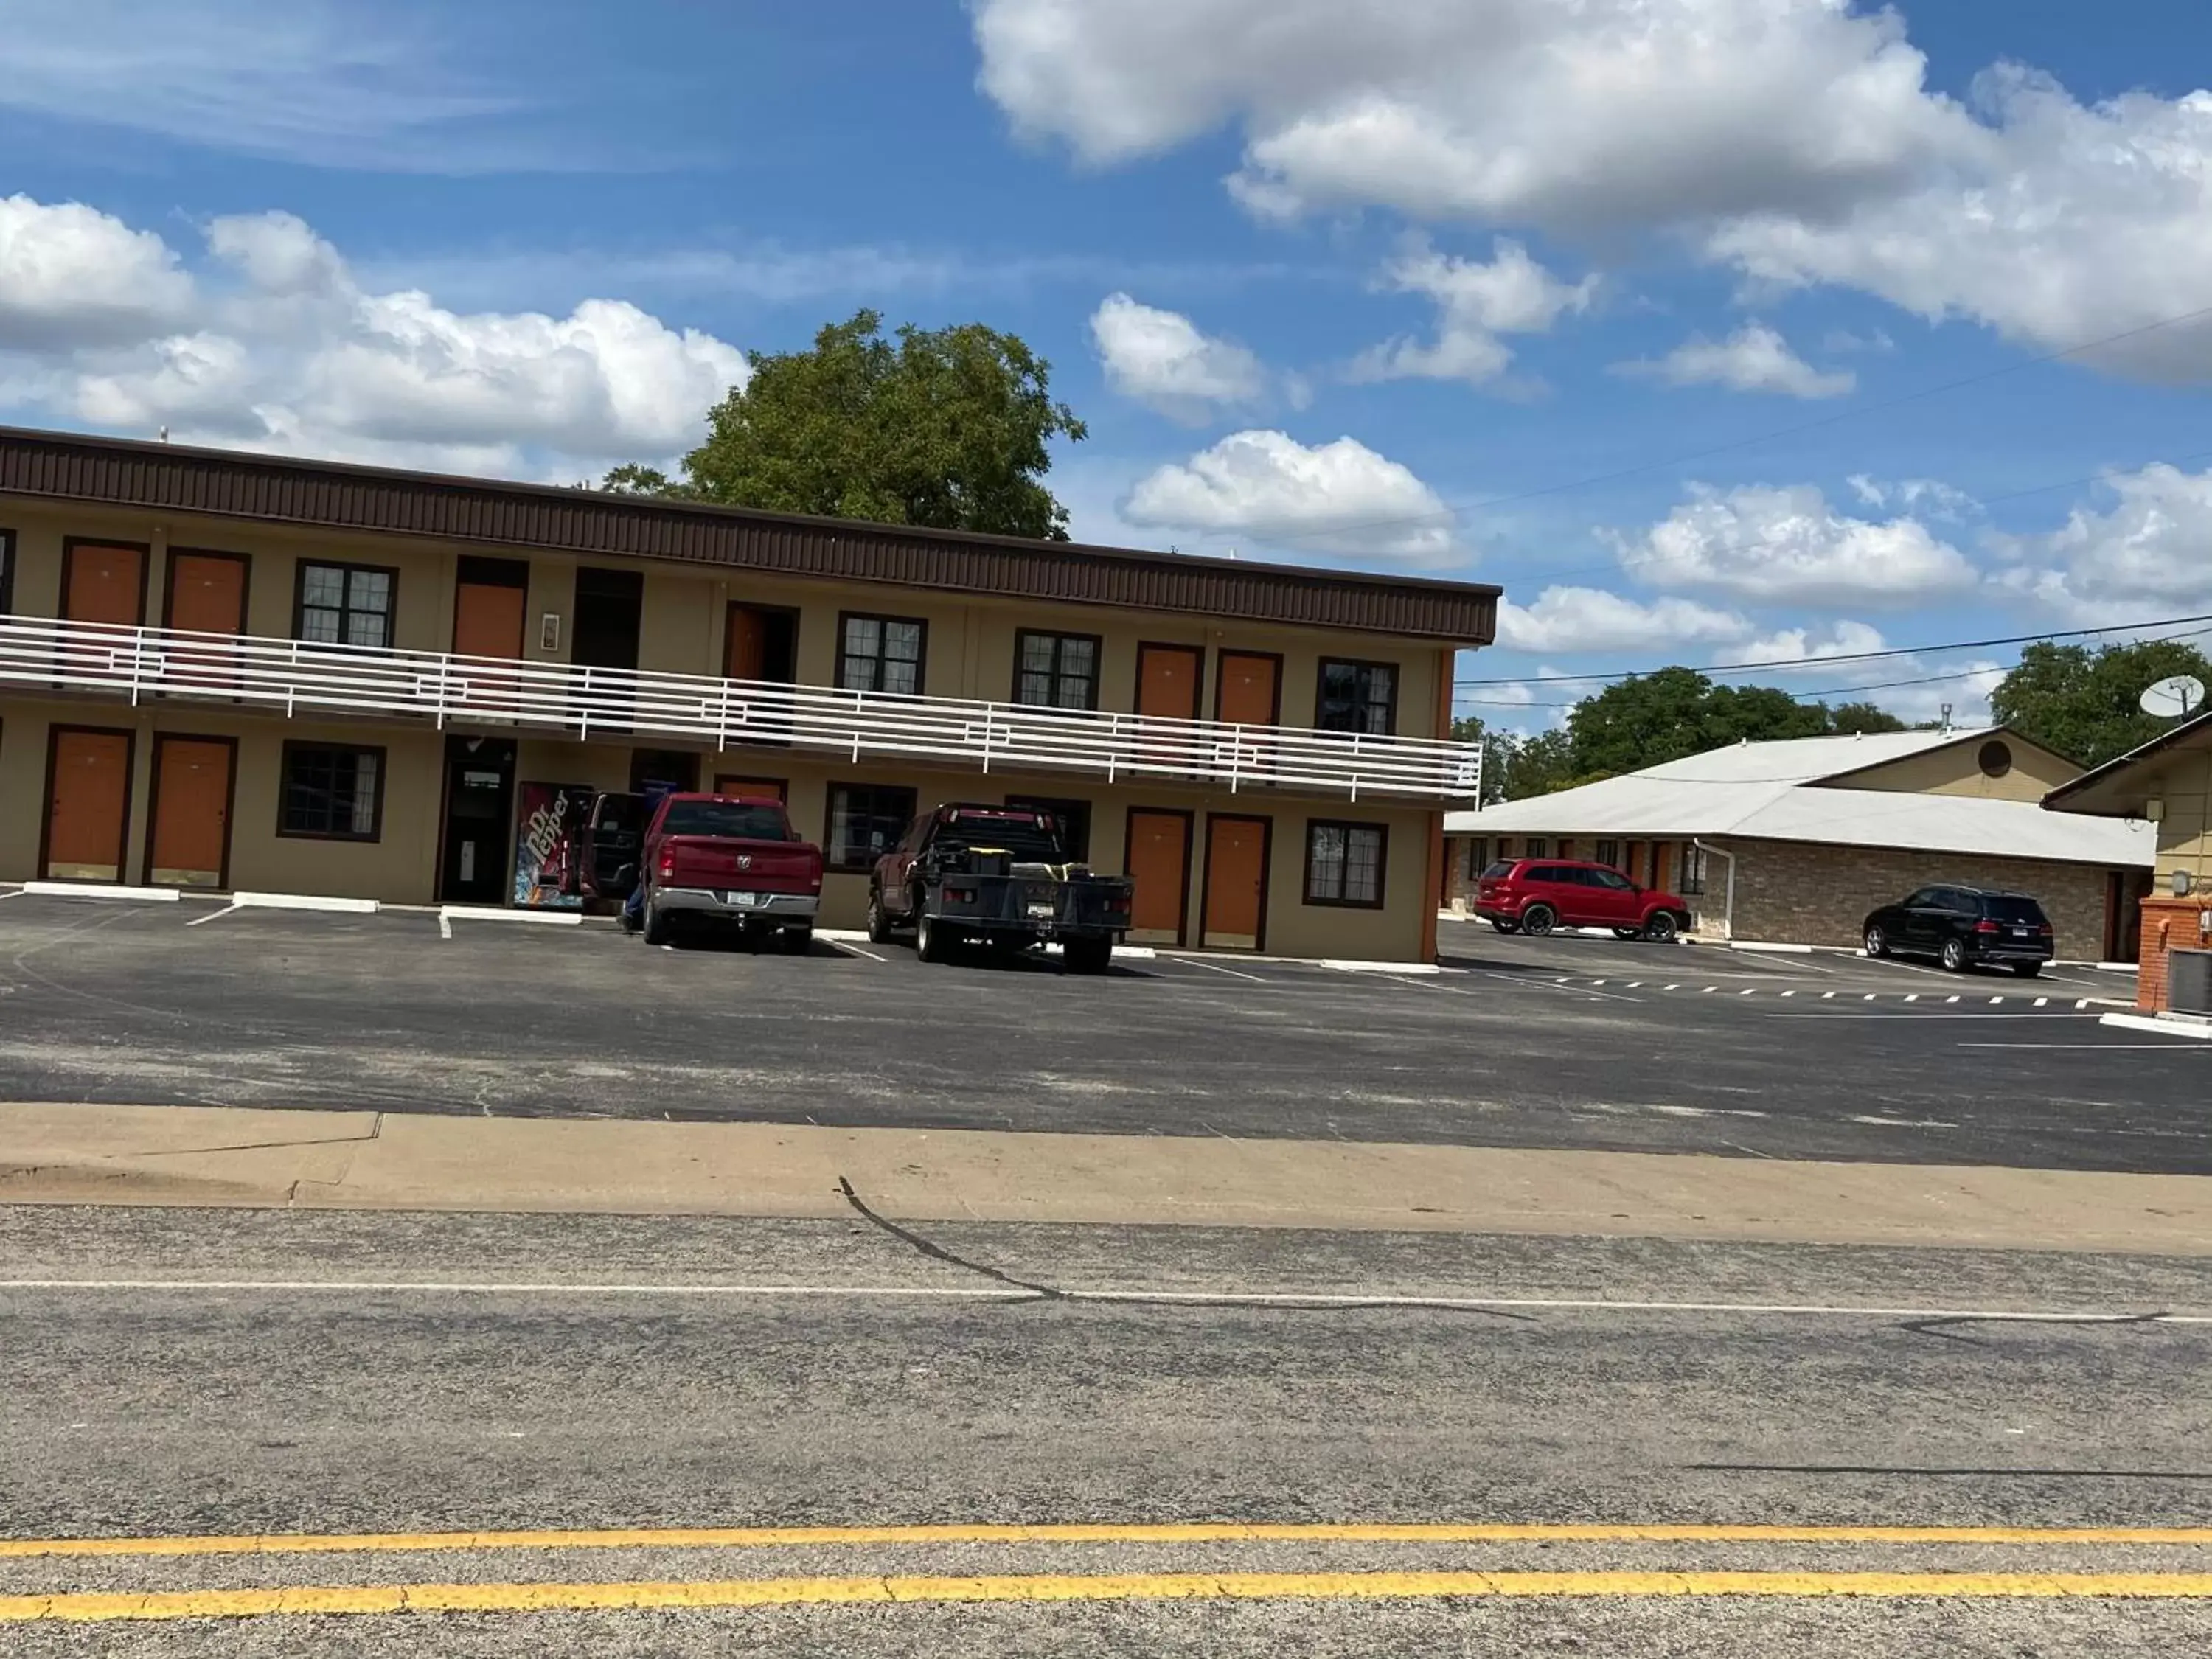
1445;729;2153;868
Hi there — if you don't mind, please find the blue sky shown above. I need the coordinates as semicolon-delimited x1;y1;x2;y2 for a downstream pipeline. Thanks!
7;1;2212;729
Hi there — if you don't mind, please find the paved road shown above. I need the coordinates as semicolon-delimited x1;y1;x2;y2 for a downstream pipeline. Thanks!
4;1206;2211;1654
0;892;2199;1172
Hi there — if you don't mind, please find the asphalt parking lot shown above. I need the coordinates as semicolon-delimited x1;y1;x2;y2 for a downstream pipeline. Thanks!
0;888;2199;1173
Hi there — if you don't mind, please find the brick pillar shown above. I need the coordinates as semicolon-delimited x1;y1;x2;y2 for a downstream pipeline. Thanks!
2135;894;2212;1012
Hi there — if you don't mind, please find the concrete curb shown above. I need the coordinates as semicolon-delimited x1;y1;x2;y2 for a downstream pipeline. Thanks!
439;905;582;926
235;892;380;914
2100;1011;2212;1040
4;1102;2211;1253
20;882;178;902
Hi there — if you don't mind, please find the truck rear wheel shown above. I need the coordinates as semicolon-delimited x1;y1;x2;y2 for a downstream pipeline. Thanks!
866;890;892;944
1062;936;1113;975
641;897;670;947
917;911;950;964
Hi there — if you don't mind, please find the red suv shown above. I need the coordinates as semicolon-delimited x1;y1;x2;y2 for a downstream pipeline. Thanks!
1475;858;1692;943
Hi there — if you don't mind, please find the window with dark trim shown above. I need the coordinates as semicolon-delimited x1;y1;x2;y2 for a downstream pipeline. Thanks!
1680;841;1707;897
296;560;397;649
1464;838;1487;880
826;782;918;871
1594;839;1619;869
837;613;926;696
1013;630;1101;711
279;742;384;840
1305;820;1387;908
1525;837;1548;858
1315;658;1398;735
0;528;14;613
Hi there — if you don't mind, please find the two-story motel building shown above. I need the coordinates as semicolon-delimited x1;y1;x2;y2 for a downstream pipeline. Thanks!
0;428;1494;962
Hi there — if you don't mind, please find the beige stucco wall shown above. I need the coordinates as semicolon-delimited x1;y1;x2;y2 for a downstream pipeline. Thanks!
1;498;1458;959
0;697;1439;958
1826;733;2080;801
1;500;1453;739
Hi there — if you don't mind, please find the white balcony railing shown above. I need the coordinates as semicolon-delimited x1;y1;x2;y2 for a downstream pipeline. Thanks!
0;615;1481;803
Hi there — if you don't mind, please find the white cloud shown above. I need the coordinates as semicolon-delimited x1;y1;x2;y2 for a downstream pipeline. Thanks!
1731;620;1886;667
0;198;748;481
1614;321;1852;399
1495;586;1750;653
0;195;196;350
1993;464;2212;624
0;1;522;170
1349;238;1593;388
1120;428;1455;563
1089;293;1272;422
1843;473;1976;519
1705;68;2212;379
1610;482;1978;605
973;0;1952;232
975;1;2212;382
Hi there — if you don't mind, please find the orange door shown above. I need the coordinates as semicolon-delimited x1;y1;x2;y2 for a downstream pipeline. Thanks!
453;572;527;718
164;552;248;690
1214;652;1279;726
1137;644;1203;720
1202;815;1270;950
453;582;526;658
1124;810;1192;945
63;543;145;627
44;728;133;882
726;608;768;680
714;776;787;802
148;737;234;888
164;553;248;634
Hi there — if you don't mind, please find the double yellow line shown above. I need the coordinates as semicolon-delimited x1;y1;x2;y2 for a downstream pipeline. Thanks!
5;1523;2208;1624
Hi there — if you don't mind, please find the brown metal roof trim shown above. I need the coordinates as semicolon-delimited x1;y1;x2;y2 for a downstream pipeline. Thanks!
0;426;1498;644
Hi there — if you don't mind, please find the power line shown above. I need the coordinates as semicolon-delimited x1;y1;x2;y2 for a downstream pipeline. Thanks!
1455;608;2212;688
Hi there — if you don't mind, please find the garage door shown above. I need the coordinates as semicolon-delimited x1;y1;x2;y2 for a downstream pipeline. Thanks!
44;728;135;883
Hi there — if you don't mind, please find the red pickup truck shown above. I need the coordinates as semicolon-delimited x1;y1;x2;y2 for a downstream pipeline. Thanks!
619;793;823;950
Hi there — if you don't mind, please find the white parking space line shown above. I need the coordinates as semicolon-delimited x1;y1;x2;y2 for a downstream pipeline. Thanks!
182;903;243;928
827;938;888;963
1958;1040;2208;1050
1764;1012;2104;1020
1160;954;1268;984
438;914;453;941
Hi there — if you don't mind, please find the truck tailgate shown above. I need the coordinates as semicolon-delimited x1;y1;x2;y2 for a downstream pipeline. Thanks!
660;837;818;891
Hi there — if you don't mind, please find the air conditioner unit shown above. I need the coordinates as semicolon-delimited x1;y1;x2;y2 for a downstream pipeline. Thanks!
2168;948;2212;1017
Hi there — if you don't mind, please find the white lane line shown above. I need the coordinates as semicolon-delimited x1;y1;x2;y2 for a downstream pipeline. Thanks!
437;914;453;941
1663;984;1682;991
1764;1012;2105;1020
4;1279;2205;1325
1958;1041;2212;1051
1701;985;1718;994
182;904;243;928
1821;992;1836;1000
1862;992;1878;1001
1946;995;1961;1004
1990;996;2006;1005
2076;999;2092;1010
827;938;888;964
1433;973;1646;1004
0;889;28;902
1164;955;1269;984
1903;994;1919;1004
2034;997;2050;1008
1778;990;1795;998
1738;988;1756;996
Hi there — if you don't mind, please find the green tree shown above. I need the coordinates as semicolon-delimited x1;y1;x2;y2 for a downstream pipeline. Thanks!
1991;639;2212;766
1497;728;1579;799
606;310;1087;539
1828;700;1909;736
1450;714;1519;805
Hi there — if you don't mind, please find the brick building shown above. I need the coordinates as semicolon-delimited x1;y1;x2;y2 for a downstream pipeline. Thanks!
2044;709;2212;1011
1444;728;2152;961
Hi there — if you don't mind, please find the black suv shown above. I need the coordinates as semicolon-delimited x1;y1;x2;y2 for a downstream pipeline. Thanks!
1862;886;2054;976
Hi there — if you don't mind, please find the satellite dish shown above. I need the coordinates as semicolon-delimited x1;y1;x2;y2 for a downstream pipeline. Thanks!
2140;675;2208;719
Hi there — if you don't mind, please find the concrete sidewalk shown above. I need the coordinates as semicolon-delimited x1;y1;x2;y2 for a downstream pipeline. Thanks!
3;1102;2209;1255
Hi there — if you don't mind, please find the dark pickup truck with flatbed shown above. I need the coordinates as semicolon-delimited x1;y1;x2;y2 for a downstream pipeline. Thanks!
611;792;824;950
866;802;1133;973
